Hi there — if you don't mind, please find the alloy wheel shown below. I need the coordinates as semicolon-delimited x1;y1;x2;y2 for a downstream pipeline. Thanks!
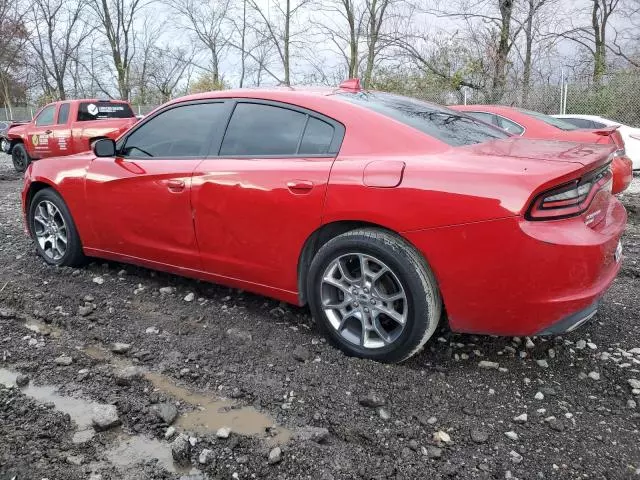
320;253;408;349
33;200;68;261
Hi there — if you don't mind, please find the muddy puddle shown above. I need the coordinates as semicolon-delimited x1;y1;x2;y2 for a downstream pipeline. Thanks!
0;367;99;442
85;345;291;444
0;367;201;476
105;435;198;475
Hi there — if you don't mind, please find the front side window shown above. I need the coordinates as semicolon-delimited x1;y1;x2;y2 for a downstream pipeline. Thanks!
220;103;308;156
58;103;70;124
336;92;509;147
518;109;578;131
35;105;56;126
121;103;226;158
78;101;135;122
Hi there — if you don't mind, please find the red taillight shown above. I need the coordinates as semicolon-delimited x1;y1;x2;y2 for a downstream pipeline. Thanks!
527;164;613;220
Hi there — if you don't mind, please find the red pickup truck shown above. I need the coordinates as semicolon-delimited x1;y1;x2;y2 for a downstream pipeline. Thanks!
3;99;138;172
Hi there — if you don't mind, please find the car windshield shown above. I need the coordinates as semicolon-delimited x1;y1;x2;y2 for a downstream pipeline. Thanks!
335;91;509;147
77;101;135;122
518;108;579;131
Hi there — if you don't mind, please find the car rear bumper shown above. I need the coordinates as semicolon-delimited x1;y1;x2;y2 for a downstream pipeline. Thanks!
536;300;599;334
402;196;626;336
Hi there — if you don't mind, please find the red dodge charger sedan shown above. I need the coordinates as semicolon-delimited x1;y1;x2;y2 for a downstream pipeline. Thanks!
21;82;626;362
451;104;634;195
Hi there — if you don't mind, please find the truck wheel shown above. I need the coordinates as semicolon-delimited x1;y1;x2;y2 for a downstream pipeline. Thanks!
12;143;31;173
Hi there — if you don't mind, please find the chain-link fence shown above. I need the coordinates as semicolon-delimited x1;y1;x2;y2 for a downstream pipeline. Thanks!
2;73;639;127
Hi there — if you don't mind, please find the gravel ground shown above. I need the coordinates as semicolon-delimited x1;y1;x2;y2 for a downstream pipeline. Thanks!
1;153;639;480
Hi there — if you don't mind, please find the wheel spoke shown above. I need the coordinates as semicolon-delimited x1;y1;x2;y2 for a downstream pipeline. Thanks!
372;318;391;345
323;297;351;309
322;275;352;296
373;304;406;325
376;290;404;302
34;215;47;227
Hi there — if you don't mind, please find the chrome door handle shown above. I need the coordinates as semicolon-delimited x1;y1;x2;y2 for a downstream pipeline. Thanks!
167;179;185;192
287;180;314;193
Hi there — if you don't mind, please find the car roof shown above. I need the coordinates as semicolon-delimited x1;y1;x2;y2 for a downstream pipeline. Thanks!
167;86;340;106
452;104;520;115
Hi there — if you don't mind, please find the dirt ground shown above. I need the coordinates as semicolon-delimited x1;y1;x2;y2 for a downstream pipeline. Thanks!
1;153;639;480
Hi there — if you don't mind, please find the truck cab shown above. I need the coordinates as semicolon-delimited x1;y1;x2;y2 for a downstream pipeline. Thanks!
5;99;138;172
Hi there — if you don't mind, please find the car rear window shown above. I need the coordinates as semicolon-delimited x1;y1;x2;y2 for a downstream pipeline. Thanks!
77;101;135;122
517;109;578;131
335;92;508;146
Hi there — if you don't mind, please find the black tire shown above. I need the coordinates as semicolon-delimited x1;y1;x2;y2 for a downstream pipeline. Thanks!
307;228;442;363
12;143;31;173
28;188;86;267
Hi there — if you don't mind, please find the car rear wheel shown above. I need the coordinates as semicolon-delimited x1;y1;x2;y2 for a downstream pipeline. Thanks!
307;228;442;363
12;143;31;173
28;188;86;267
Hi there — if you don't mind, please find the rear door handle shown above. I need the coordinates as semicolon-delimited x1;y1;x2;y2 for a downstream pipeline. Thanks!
167;179;185;192
287;180;314;194
44;130;52;134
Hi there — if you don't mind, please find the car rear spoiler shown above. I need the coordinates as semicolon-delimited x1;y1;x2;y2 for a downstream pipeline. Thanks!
588;126;620;136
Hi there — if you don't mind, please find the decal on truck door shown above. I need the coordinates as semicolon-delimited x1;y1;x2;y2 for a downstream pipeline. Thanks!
32;133;49;149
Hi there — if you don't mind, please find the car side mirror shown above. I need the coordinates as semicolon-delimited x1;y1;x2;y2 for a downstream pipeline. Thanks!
93;138;116;157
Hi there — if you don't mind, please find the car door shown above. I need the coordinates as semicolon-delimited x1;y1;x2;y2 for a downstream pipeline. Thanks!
192;100;345;293
85;101;231;268
27;104;57;158
47;102;72;156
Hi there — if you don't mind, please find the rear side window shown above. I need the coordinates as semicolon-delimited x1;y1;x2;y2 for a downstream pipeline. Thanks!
560;117;594;128
336;92;508;146
58;103;70;124
518;109;578;131
496;115;525;135
35;105;56;126
299;117;334;154
220;103;307;156
121;103;227;158
467;111;497;125
78;101;135;121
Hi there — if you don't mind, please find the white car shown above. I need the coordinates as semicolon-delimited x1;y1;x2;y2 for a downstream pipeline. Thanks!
553;114;640;171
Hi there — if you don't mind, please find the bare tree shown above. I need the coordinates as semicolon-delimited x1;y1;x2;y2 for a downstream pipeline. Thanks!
148;45;195;101
319;0;366;78
362;0;395;88
423;0;524;102
88;0;150;99
28;0;92;100
0;0;31;113
606;0;640;68
556;0;622;85
246;0;312;85
170;0;231;84
512;0;558;104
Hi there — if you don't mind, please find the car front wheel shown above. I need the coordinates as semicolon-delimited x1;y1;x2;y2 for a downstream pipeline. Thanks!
28;188;86;267
307;228;442;363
